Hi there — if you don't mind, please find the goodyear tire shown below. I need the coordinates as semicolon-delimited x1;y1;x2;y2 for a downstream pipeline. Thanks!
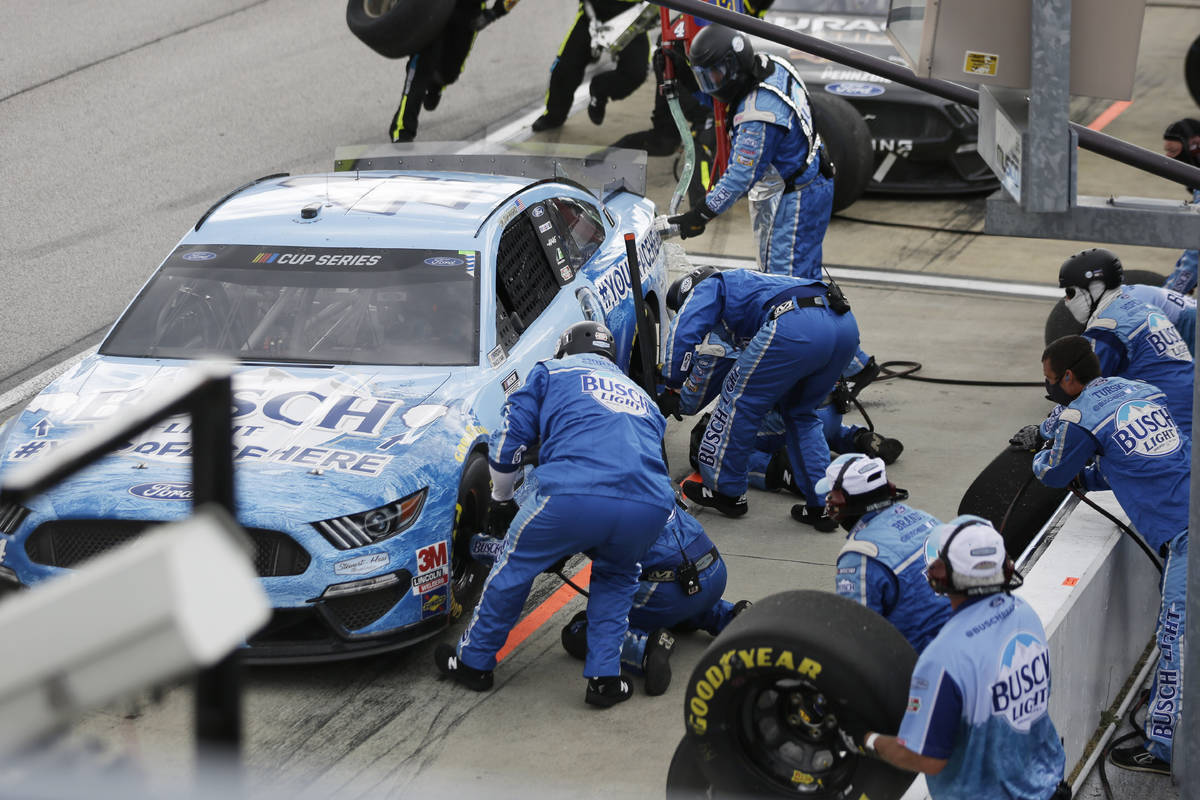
449;450;490;621
1187;33;1200;109
957;446;1068;558
1043;268;1168;344
346;0;454;60
666;736;713;799
683;590;916;798
810;93;873;213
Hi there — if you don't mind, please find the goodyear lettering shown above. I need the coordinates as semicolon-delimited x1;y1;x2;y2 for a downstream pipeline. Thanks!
455;423;488;463
687;649;823;736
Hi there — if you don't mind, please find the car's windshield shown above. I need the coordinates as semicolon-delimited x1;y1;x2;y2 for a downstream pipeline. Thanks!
773;0;890;14
101;245;479;366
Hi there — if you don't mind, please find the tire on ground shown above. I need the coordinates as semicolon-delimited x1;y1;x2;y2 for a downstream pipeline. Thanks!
683;590;916;799
665;736;712;799
1187;33;1200;109
957;446;1068;558
810;93;874;213
346;0;455;60
449;450;491;621
1043;268;1168;345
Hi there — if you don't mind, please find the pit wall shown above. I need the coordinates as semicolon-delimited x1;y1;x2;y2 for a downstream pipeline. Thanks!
900;492;1161;799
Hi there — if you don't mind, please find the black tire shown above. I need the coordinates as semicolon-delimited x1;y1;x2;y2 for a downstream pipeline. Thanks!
956;446;1069;558
1043;268;1168;345
666;736;713;799
683;590;916;799
810;93;873;213
345;0;455;60
1187;33;1200;109
449;450;490;621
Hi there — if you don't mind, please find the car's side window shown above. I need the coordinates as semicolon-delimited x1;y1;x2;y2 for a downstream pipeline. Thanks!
548;198;606;269
495;212;561;345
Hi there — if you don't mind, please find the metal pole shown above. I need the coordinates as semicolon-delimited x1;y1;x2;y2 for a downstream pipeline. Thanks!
648;0;1200;192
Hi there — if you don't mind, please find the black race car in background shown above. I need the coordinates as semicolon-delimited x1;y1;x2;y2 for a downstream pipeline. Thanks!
756;0;998;195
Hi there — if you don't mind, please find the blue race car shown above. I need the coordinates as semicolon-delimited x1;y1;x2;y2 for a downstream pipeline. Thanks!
0;145;668;662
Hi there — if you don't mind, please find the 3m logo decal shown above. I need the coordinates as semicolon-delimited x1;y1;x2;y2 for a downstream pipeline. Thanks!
412;541;450;595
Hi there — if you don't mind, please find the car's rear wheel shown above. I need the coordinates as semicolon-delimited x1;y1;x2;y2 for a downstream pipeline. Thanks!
683;590;916;798
345;0;455;59
810;93;874;213
1043;268;1167;344
449;450;491;621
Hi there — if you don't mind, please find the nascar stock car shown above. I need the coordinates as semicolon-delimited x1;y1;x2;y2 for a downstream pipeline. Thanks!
0;144;669;662
756;0;997;195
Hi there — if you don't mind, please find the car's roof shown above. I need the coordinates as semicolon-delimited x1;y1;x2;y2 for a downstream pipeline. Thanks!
188;171;536;248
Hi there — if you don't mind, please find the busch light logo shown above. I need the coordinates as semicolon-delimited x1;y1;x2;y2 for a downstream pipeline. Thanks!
580;373;652;416
182;251;217;261
1112;399;1181;457
129;482;193;500
424;256;464;267
697;406;729;467
1145;313;1191;361
825;82;885;97
990;632;1051;731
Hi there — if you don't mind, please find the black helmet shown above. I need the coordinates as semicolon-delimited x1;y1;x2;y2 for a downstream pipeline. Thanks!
688;25;756;104
1164;118;1200;168
667;266;718;312
555;321;616;360
1059;248;1123;290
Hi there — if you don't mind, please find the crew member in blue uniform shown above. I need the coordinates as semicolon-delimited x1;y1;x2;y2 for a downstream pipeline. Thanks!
1161;118;1200;294
435;321;675;708
817;454;950;652
1057;247;1194;434
666;25;833;280
860;517;1069;800
1124;283;1197;357
559;501;750;695
662;266;858;528
1033;335;1190;775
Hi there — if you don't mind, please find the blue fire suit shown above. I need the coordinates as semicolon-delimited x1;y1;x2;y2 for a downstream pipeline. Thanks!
1082;289;1194;434
898;593;1066;800
1033;375;1190;762
1124;283;1197;357
702;55;833;280
664;269;858;505
459;352;675;679
834;503;951;653
1162;189;1200;294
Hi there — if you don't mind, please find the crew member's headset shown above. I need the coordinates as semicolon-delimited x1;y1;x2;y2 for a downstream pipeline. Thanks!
824;454;908;521
925;519;1023;597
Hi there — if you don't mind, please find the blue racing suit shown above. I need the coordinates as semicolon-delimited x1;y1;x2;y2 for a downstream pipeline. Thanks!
1124;283;1197;357
834;503;951;653
1082;288;1194;434
1162;188;1200;294
897;593;1066;800
664;269;859;505
702;55;833;280
460;352;675;679
1033;375;1190;762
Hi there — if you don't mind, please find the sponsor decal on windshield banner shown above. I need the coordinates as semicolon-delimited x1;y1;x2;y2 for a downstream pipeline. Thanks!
171;245;478;273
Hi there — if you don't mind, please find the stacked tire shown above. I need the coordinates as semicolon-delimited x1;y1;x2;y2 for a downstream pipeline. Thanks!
810;93;874;213
346;0;454;59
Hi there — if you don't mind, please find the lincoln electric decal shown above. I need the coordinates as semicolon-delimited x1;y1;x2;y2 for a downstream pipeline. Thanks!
13;367;448;478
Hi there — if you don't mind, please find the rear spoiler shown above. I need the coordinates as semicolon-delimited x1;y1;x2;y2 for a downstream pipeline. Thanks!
333;141;647;199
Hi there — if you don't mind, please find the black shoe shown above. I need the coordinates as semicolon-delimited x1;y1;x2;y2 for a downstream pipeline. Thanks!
560;610;588;661
423;85;443;111
681;479;748;518
587;94;607;125
586;674;634;708
531;113;566;133
852;428;904;465
642;629;676;696
1109;743;1170;775
612;128;680;157
764;451;790;492
791;504;838;532
434;643;494;691
846;356;880;400
731;600;753;617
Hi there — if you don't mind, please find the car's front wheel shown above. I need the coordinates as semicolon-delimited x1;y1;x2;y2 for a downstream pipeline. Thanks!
449;450;491;621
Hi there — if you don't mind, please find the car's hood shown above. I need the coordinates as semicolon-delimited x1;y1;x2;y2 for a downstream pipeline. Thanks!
1;358;471;522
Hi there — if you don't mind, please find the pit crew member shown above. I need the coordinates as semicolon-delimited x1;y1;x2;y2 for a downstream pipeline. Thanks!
1161;118;1200;294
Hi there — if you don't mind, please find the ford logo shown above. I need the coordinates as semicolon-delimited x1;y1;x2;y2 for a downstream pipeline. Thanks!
531;205;545;218
182;251;217;261
825;82;885;97
424;256;465;267
128;482;194;500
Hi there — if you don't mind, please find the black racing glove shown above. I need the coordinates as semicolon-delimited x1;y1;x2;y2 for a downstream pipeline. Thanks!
1008;424;1046;452
657;389;683;421
472;0;508;30
667;204;715;240
487;498;519;537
